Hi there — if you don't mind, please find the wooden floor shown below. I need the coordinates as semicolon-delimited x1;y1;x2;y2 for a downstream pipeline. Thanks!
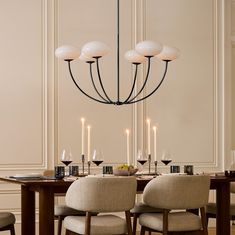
136;227;235;235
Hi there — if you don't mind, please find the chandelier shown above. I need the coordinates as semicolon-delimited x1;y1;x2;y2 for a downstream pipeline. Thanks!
55;0;179;106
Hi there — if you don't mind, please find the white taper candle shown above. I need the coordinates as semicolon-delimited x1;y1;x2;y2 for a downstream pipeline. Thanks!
87;125;91;161
81;118;85;155
153;126;157;161
147;119;151;155
126;129;130;165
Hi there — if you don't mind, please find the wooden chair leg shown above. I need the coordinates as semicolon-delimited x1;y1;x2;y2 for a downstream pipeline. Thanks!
200;207;208;235
132;213;138;235
140;226;146;235
65;229;70;235
10;224;15;235
163;209;169;235
85;212;91;235
57;216;63;235
65;229;79;235
125;211;133;235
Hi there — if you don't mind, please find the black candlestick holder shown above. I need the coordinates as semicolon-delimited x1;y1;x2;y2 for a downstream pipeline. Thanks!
148;154;151;174
81;154;85;175
154;161;158;176
87;161;91;175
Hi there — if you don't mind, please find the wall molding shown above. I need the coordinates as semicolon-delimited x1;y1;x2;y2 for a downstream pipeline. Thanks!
138;0;226;170
0;0;48;170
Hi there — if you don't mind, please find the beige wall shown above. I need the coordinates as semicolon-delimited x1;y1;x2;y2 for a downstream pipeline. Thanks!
231;0;235;149
0;0;233;234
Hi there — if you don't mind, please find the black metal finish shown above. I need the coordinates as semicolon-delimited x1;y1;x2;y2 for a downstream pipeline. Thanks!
117;0;120;103
148;154;151;174
154;161;158;176
81;154;85;175
65;1;171;105
87;161;91;175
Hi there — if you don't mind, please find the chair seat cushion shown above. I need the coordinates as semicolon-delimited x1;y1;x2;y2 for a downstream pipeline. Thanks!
64;214;127;234
139;212;202;232
0;212;15;228
55;205;86;216
206;202;235;215
131;202;163;214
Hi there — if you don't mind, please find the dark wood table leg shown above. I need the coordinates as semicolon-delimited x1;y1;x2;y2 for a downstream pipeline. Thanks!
39;187;54;235
216;182;230;235
21;185;35;235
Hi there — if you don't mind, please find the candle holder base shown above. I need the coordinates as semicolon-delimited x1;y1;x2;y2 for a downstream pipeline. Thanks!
148;154;151;174
154;161;158;176
81;154;85;175
88;161;91;175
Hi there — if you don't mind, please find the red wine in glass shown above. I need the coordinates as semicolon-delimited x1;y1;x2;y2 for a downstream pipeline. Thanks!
137;160;148;165
61;160;73;166
60;149;73;176
92;150;104;168
92;160;104;166
161;159;172;165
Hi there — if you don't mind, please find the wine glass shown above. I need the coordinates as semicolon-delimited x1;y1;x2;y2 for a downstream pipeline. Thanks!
92;149;104;166
137;150;148;173
60;149;73;176
161;150;172;166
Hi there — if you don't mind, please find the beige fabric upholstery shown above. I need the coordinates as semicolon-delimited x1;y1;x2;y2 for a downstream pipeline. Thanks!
64;215;127;234
55;205;86;216
206;182;235;219
65;176;137;212
139;212;202;231
143;175;210;210
0;212;15;228
131;202;163;214
230;182;235;193
206;202;235;215
139;175;210;233
64;176;137;234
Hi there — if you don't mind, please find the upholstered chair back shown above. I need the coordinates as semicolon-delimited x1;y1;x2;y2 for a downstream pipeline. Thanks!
230;182;235;193
143;175;210;210
66;176;137;212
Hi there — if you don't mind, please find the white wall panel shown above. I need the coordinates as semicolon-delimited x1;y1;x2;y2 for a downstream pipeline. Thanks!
232;0;235;36
232;48;235;148
0;0;47;169
143;0;224;171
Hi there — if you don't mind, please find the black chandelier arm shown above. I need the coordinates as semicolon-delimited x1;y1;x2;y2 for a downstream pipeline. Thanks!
127;57;151;103
67;61;111;104
127;61;169;104
123;64;139;103
89;63;109;102
96;58;113;103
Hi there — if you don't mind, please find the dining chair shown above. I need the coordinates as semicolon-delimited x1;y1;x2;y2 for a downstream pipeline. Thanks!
138;175;210;235
55;205;89;235
64;176;137;235
0;212;16;235
206;182;235;223
131;202;163;235
43;170;88;235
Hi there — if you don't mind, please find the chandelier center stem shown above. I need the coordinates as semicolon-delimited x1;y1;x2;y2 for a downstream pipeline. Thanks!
117;0;120;103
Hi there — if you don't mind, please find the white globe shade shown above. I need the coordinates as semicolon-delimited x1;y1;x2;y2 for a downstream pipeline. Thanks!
125;50;147;64
82;41;110;58
135;40;163;57
79;53;95;62
55;45;80;60
156;46;180;61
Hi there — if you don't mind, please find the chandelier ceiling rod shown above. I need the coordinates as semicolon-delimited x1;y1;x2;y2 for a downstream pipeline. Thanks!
117;0;120;104
55;0;180;106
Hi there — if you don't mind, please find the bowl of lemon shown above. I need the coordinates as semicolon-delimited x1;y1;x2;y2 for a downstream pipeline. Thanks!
113;164;138;176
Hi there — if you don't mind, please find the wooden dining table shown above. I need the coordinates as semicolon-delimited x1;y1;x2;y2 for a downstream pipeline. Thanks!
0;174;234;235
